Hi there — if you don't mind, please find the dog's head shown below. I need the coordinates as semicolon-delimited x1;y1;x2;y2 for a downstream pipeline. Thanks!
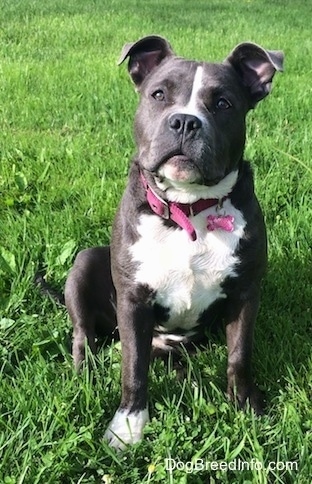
119;36;283;201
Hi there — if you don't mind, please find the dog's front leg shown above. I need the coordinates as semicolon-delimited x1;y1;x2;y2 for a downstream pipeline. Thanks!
104;292;154;450
225;289;264;415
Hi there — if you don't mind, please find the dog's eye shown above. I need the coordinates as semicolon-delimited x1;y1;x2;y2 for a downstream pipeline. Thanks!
216;98;232;110
152;90;165;102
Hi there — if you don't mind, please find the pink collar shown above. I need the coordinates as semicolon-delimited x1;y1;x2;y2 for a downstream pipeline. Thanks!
141;174;229;241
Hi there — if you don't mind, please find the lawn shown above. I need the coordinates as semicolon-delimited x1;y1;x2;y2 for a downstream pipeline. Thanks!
0;0;311;482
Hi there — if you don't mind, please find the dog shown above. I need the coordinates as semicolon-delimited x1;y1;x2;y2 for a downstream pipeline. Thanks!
62;36;283;449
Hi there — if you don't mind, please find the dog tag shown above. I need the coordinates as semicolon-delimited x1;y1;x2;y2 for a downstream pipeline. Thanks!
207;214;234;232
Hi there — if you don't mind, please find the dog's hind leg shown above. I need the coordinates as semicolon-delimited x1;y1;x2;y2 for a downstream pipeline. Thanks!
65;246;117;369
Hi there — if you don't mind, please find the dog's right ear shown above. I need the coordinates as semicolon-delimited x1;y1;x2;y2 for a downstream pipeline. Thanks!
118;35;174;87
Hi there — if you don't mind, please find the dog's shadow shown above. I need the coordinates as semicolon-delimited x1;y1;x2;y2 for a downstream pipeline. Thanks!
252;253;311;404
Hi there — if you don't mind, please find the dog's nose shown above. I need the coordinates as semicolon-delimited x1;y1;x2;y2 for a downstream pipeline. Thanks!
168;113;202;136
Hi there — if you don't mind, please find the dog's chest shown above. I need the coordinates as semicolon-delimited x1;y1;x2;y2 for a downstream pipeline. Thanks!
129;201;246;330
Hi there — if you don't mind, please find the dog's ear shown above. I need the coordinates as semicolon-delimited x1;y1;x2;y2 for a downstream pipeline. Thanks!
226;42;284;107
118;35;174;86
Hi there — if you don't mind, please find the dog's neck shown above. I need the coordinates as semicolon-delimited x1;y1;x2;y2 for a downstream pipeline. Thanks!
140;172;238;241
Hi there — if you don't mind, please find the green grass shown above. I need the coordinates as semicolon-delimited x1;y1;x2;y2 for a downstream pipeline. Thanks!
0;0;311;482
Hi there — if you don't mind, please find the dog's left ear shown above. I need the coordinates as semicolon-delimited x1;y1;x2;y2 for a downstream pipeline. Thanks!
118;35;174;87
226;42;284;107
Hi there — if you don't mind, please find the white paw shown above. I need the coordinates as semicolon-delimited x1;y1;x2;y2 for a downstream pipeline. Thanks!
104;408;149;450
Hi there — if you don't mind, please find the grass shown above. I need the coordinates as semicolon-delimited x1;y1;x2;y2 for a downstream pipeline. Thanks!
0;0;311;482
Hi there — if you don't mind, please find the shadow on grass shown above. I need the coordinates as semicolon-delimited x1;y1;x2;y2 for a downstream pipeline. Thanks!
254;252;311;403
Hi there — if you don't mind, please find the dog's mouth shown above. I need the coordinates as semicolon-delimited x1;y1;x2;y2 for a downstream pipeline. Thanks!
156;154;202;184
154;153;223;187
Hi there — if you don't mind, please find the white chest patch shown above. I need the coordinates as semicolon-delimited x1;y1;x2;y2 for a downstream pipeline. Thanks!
129;200;246;332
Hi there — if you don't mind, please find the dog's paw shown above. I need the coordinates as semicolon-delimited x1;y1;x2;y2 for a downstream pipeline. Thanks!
104;408;149;450
227;383;265;416
246;385;265;415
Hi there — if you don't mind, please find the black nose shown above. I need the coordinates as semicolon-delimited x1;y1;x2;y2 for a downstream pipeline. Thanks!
168;113;202;136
